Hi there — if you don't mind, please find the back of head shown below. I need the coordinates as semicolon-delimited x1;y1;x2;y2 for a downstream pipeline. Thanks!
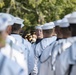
67;12;76;36
60;27;71;38
54;20;62;38
42;22;56;38
11;17;24;34
69;24;76;36
59;18;71;38
12;23;21;33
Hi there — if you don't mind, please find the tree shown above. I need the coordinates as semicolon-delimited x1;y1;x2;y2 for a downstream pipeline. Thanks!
0;0;76;32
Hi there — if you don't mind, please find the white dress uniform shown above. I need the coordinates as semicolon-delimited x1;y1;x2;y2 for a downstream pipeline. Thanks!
0;13;28;75
34;22;57;75
52;18;71;70
51;37;76;71
37;36;57;75
67;42;76;75
32;25;43;50
55;47;71;75
55;40;76;75
55;12;76;75
11;33;35;74
31;25;43;75
0;15;26;75
32;24;43;49
11;17;34;74
0;52;26;75
23;38;34;74
1;36;28;75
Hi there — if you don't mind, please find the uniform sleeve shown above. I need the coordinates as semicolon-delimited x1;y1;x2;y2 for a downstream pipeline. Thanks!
24;40;35;74
31;43;42;75
31;56;38;75
28;44;35;74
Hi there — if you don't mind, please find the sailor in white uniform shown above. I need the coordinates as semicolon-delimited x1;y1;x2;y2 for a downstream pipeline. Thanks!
0;18;26;75
0;13;28;75
35;25;43;44
51;18;72;71
31;25;43;75
34;22;57;75
32;25;43;49
10;17;34;74
55;12;76;75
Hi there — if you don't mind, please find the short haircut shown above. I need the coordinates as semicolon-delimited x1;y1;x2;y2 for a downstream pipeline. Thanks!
70;23;76;36
60;27;71;36
43;28;54;35
12;23;21;32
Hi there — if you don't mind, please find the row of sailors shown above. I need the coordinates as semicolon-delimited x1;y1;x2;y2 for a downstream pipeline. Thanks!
32;12;76;75
0;11;76;75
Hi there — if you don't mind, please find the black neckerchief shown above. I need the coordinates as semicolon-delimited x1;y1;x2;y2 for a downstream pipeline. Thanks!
56;38;62;41
35;39;43;44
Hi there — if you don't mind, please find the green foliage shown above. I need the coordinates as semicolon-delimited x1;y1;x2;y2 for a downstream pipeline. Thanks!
29;0;42;8
0;0;76;32
0;0;4;11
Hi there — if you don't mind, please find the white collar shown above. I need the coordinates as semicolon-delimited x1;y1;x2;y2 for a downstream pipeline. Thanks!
67;36;76;43
6;35;16;44
11;34;21;37
41;36;57;49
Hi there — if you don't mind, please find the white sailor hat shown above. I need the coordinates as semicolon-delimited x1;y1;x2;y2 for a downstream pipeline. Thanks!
35;25;43;30
54;20;62;26
42;22;55;30
59;18;69;27
0;13;15;25
68;12;76;23
14;17;24;28
21;24;24;28
0;18;8;31
64;13;71;18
